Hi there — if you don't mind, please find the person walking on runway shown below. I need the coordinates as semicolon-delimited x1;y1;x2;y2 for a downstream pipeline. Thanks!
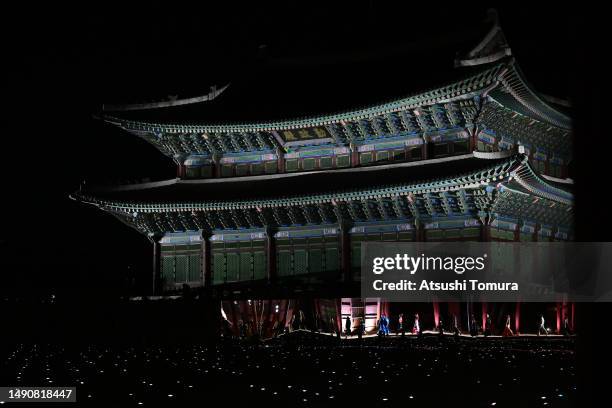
358;317;366;340
412;313;420;335
502;314;514;337
537;314;548;336
345;315;352;338
453;314;460;337
484;313;492;337
469;314;477;337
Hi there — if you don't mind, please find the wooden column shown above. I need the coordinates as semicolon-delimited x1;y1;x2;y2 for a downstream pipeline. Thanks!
276;148;285;173
481;302;488;333
265;227;277;284
350;143;359;167
176;164;185;178
513;223;520;241
201;232;212;288
151;235;162;296
340;222;352;283
515;301;521;334
571;302;575;332
175;155;186;179
469;128;477;152
422;137;429;160
415;220;425;242
213;153;222;178
556;302;562;334
433;300;440;328
480;222;491;241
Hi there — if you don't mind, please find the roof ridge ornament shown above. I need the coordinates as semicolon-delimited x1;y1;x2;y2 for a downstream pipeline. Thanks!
455;9;512;67
101;83;230;112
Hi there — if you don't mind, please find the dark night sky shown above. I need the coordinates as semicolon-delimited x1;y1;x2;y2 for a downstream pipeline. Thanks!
0;3;606;297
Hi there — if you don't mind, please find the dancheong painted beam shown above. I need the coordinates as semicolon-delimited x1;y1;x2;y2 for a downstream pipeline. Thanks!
101;59;571;181
73;154;572;295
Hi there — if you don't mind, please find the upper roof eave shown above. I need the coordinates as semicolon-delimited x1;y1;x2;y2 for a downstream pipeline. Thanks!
102;59;571;138
491;60;572;130
101;63;507;134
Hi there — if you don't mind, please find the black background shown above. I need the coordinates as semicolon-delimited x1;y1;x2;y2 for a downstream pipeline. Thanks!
0;3;608;403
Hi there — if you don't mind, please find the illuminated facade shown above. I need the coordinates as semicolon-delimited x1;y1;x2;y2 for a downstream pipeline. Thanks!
74;20;574;335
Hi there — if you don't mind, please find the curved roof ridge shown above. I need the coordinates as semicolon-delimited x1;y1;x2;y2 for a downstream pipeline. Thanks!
510;157;573;205
455;9;512;67
103;63;505;133
451;9;571;130
102;84;230;112
495;61;572;129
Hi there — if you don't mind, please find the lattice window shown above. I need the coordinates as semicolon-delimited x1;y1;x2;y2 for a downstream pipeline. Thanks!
277;250;292;276
360;152;373;165
253;252;266;280
212;253;226;284
294;250;308;275
265;161;278;174
336;155;350;167
188;255;200;282
324;247;339;273
309;249;322;274
303;158;316;171
286;159;299;172
161;256;175;285
239;252;252;281
175;255;188;283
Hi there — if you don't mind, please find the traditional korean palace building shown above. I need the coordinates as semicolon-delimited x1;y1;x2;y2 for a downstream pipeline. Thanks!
73;19;574;334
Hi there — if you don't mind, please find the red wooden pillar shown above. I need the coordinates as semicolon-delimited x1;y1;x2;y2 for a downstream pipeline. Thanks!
555;302;561;334
350;143;359;167
230;301;240;336
276;148;285;173
515;301;521;334
481;302;488;333
561;300;566;325
176;164;185;178
433;301;440;328
335;298;343;333
468;129;476;152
